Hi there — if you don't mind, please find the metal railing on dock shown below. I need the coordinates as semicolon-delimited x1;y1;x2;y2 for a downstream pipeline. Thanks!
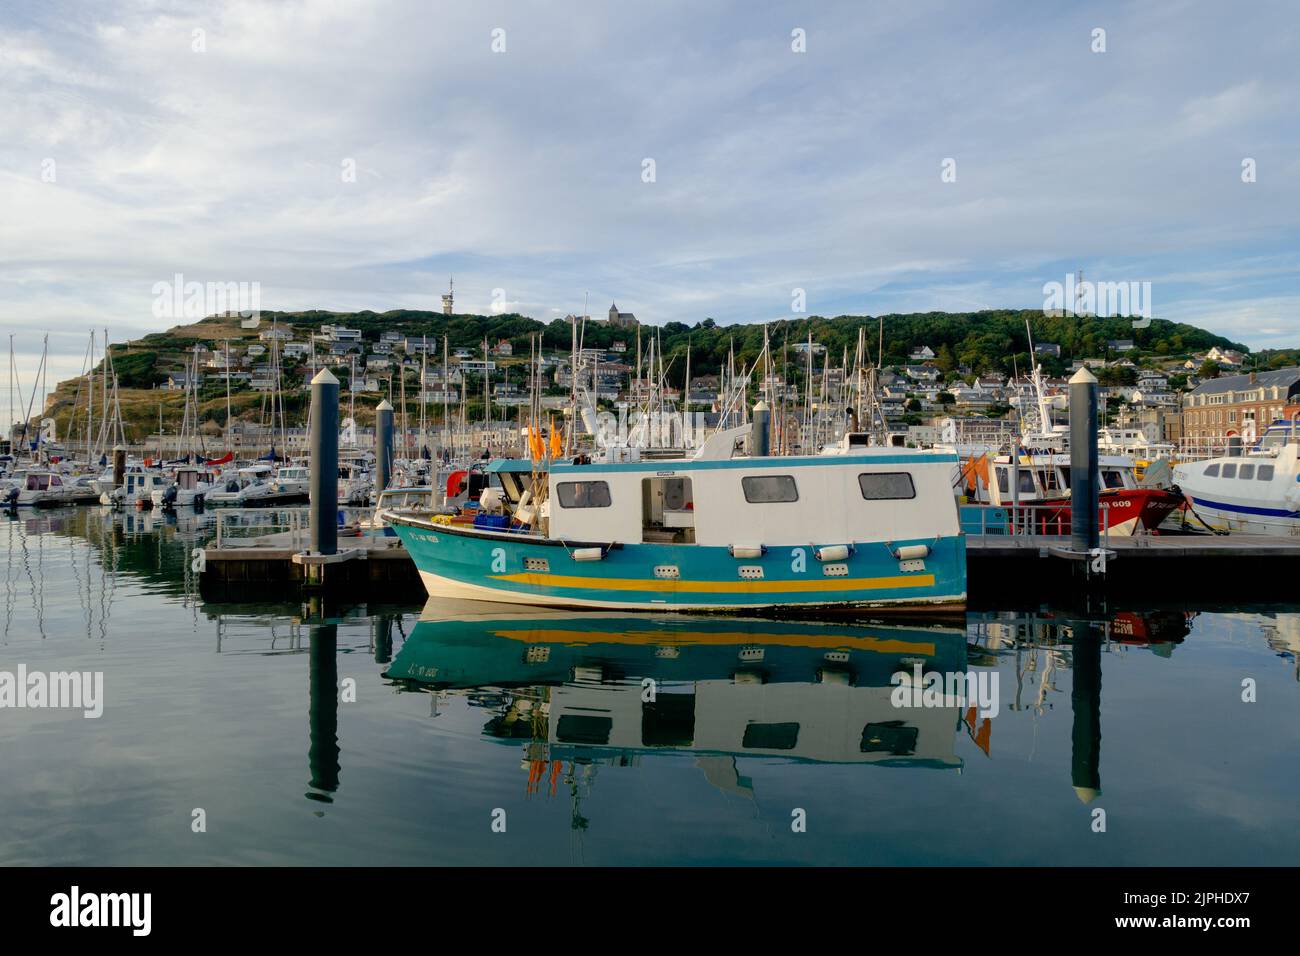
961;502;1112;545
211;506;373;549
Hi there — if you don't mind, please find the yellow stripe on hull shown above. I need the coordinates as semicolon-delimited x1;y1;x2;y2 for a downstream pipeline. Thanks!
489;571;937;594
490;628;937;654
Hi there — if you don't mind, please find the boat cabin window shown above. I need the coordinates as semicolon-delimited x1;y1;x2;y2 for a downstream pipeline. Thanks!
861;721;919;755
556;480;611;509
1204;464;1220;477
1257;464;1275;480
1221;463;1237;479
1238;463;1255;480
1101;469;1126;489
741;474;798;503
995;467;1037;496
1036;468;1064;493
555;714;612;745
859;472;916;501
641;476;694;544
742;722;800;750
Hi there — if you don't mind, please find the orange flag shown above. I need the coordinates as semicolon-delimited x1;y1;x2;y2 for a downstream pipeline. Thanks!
549;417;562;458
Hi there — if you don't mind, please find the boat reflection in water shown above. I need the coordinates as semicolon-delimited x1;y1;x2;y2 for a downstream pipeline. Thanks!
385;601;977;794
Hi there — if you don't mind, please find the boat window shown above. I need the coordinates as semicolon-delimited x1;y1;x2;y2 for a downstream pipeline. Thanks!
1257;464;1275;480
556;480;612;508
1204;464;1220;477
1221;463;1237;479
741;474;798;503
1102;470;1125;489
555;714;612;745
996;467;1008;495
1238;464;1255;480
741;722;799;750
860;720;919;755
858;472;916;500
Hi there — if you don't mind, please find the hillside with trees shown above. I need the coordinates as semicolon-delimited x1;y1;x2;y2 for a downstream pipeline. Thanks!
44;307;1249;443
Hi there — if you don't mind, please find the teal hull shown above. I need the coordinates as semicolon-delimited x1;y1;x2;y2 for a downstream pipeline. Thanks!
390;517;967;612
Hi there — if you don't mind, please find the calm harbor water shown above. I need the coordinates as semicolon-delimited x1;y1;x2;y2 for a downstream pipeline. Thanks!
2;508;1298;866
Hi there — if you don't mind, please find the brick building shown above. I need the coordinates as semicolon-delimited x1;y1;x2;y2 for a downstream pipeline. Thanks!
1182;366;1300;444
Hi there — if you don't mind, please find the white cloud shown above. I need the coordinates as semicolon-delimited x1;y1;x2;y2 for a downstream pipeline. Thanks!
2;0;1299;389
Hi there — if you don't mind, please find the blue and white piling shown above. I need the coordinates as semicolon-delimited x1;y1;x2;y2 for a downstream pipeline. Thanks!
309;368;339;558
1069;367;1100;555
375;399;394;494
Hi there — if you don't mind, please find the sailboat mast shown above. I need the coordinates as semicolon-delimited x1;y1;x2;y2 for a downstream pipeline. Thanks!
224;338;232;450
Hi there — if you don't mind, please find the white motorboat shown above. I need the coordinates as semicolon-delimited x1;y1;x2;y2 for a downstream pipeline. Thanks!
105;470;171;508
1173;415;1300;535
151;467;213;509
13;470;76;507
207;464;275;506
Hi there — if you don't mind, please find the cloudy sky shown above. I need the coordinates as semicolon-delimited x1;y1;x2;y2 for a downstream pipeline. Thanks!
3;0;1299;384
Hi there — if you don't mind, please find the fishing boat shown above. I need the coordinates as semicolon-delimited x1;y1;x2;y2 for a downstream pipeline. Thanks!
956;359;1182;535
386;423;966;613
958;450;1184;535
1173;415;1300;535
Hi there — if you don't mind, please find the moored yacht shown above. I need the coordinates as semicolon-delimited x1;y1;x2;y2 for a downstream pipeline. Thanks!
1173;415;1300;535
207;464;275;506
105;470;170;508
151;467;213;509
12;470;76;507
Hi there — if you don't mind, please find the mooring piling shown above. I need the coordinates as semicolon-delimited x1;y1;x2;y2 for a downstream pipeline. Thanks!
1069;367;1100;555
309;368;339;558
375;399;394;493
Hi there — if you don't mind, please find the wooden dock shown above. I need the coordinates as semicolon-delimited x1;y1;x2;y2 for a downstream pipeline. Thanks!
199;527;1300;606
199;531;425;603
967;532;1300;603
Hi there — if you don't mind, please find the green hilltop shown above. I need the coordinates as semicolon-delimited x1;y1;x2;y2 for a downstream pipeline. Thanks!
47;307;1255;443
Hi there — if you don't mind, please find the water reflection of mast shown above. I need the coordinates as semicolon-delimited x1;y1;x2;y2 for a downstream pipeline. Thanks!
307;622;341;804
19;517;45;639
3;517;15;642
